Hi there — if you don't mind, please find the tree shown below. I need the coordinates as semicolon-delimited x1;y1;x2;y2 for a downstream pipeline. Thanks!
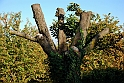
0;13;50;83
49;3;124;82
0;3;124;83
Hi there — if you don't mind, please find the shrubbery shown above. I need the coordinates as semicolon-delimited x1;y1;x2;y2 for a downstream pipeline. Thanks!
81;68;124;83
0;12;50;83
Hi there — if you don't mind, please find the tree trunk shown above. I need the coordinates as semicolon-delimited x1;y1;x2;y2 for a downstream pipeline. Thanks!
72;11;92;47
31;4;57;55
55;8;67;53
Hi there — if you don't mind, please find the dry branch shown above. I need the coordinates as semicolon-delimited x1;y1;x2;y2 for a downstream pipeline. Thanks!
10;30;37;42
10;30;55;55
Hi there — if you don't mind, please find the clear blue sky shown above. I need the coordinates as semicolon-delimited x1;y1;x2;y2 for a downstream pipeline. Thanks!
0;0;124;28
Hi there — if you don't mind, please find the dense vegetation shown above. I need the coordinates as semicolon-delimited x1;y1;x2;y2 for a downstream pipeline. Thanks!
50;2;124;74
0;12;50;83
0;3;124;83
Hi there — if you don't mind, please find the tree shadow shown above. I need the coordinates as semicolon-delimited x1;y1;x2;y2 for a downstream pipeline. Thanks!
81;67;124;83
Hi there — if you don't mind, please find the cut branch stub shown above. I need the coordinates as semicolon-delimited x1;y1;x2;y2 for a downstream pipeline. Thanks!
80;11;92;41
31;4;48;36
56;8;67;53
31;4;56;53
10;30;37;42
55;8;65;17
72;11;92;46
84;28;110;53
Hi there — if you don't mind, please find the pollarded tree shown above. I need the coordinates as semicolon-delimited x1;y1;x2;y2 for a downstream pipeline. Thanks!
1;3;123;83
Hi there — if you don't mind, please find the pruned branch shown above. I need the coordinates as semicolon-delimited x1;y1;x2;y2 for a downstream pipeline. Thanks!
55;8;65;17
31;4;56;52
10;30;37;42
56;8;67;53
84;28;110;53
80;11;92;41
72;11;92;46
10;30;55;55
31;4;49;37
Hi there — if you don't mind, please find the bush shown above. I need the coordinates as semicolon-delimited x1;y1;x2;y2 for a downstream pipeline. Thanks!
81;68;124;83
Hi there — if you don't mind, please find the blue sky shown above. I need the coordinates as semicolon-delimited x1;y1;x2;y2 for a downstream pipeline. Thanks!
0;0;124;28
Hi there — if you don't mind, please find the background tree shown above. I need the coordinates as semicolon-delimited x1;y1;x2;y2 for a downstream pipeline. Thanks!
0;12;50;83
80;13;124;72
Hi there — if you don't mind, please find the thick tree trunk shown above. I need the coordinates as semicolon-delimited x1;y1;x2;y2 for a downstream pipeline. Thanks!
72;11;92;47
31;4;57;55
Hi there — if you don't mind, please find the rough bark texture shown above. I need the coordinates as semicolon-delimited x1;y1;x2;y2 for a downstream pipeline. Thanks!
31;4;57;54
35;34;54;55
84;28;110;53
72;11;92;46
55;8;67;53
10;30;37;42
31;4;49;37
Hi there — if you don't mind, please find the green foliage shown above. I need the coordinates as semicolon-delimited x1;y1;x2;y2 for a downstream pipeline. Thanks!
67;2;80;11
50;3;82;39
50;3;124;82
86;13;121;44
81;13;124;72
64;14;79;38
67;2;83;16
48;52;65;83
49;49;82;83
50;14;79;39
0;12;50;83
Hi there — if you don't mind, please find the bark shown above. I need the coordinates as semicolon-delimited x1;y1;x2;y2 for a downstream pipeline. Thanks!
10;4;57;56
72;11;92;46
10;30;37;42
35;34;55;55
84;28;110;53
55;8;67;53
31;4;57;53
10;30;55;56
